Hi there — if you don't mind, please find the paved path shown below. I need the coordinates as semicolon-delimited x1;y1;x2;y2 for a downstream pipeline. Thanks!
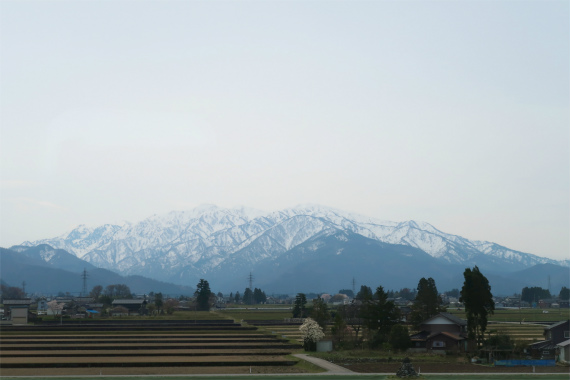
292;354;354;374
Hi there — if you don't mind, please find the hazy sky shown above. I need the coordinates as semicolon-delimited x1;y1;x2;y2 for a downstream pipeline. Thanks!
1;1;568;261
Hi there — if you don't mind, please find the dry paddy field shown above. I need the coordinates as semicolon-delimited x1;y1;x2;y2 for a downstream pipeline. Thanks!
0;318;306;376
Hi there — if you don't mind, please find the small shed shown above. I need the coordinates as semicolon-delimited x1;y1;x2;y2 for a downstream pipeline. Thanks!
3;299;33;325
557;339;570;363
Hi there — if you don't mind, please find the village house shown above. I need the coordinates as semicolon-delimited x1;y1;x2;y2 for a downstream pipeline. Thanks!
526;320;570;360
409;312;471;354
111;299;147;316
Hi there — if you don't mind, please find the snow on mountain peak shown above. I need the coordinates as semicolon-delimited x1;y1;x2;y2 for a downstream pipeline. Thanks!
19;204;568;284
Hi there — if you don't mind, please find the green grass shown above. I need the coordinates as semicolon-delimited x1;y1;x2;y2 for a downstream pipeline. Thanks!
1;375;568;380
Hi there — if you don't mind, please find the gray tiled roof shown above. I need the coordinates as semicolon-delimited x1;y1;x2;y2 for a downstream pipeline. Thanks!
112;299;146;305
545;320;569;330
423;312;467;326
2;299;33;305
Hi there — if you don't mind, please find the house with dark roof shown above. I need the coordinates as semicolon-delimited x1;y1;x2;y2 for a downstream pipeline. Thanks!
111;299;147;315
409;312;472;354
526;320;569;360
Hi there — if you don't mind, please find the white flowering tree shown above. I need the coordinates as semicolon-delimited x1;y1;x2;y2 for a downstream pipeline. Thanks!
47;300;64;317
299;317;325;351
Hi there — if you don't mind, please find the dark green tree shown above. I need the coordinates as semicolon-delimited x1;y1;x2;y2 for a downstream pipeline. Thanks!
253;288;266;304
234;291;241;303
521;287;551;304
338;289;355;298
460;266;494;348
104;284;132;299
155;292;163;314
331;312;348;348
361;286;400;347
559;286;570;300
388;324;412;351
243;288;254;305
355;285;373;301
292;293;308;318
310;296;329;331
194;279;212;311
410;277;443;327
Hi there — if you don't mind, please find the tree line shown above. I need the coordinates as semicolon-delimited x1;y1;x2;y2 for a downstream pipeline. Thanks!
295;266;495;351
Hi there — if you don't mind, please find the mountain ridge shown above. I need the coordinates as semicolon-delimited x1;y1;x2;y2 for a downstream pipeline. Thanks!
18;204;568;292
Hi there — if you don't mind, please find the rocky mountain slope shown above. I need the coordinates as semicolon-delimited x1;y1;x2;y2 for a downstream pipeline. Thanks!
19;204;568;292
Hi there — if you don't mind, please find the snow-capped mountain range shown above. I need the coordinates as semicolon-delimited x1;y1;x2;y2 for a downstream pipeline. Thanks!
19;204;568;292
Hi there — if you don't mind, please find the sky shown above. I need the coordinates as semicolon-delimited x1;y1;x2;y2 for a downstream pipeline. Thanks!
0;1;568;261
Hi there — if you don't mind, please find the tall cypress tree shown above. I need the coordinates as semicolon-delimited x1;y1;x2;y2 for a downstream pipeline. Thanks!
410;277;443;327
194;279;211;311
292;293;307;318
459;266;494;348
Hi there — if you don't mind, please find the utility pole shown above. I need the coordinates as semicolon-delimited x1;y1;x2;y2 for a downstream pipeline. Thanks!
22;281;26;296
352;277;356;295
81;269;88;297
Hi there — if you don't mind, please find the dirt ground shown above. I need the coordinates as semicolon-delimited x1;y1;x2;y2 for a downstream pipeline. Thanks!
0;365;306;377
335;361;570;374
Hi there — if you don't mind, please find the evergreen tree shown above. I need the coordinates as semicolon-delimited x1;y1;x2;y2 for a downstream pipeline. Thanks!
559;286;570;300
310;296;329;331
253;288;266;304
355;285;373;301
155;292;163;313
521;287;551;304
234;291;240;303
194;279;212;311
243;288;254;305
292;293;308;318
389;324;412;351
410;277;443;327
460;266;494;348
361;286;400;347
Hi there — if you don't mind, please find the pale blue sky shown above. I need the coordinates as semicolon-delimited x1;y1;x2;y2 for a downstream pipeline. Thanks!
0;1;568;260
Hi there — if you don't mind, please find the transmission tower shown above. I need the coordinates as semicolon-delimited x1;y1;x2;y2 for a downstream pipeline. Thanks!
81;269;88;297
548;275;551;293
248;272;254;290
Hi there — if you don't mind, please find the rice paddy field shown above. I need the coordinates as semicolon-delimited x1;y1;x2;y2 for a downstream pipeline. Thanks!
446;308;570;323
0;312;306;376
1;307;568;377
